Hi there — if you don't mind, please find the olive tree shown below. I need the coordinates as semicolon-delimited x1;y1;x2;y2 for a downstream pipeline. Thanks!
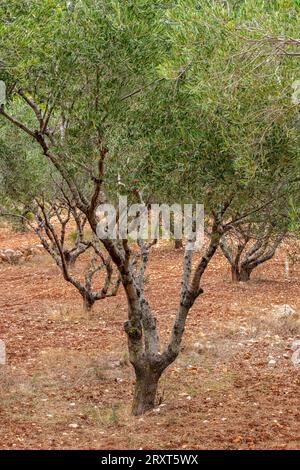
220;223;287;281
1;0;300;415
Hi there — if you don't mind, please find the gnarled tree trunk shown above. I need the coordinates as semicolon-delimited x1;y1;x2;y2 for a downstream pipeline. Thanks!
123;215;223;415
239;265;252;281
174;239;183;249
132;367;161;415
231;265;241;282
83;294;95;312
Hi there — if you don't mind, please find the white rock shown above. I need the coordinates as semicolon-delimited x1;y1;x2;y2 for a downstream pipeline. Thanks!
291;349;300;367
272;304;295;316
68;423;79;428
268;359;277;367
193;342;205;353
0;340;6;365
3;248;15;256
291;340;300;351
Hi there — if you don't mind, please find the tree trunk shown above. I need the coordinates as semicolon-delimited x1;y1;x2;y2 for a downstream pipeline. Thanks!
231;265;241;282
174;239;183;249
239;265;251;281
83;295;94;312
64;251;76;268
132;369;161;416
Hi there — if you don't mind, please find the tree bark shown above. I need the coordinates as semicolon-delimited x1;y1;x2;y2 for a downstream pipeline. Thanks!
174;239;183;249
132;368;161;416
83;295;94;312
230;265;240;282
64;251;76;268
239;265;251;281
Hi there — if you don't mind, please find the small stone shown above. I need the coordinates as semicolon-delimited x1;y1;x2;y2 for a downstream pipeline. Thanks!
272;304;295;316
291;349;300;367
268;359;276;367
193;342;205;353
68;423;79;428
0;340;6;365
291;340;300;351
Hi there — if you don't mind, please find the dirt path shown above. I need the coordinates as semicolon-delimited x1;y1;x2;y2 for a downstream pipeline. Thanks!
0;228;299;449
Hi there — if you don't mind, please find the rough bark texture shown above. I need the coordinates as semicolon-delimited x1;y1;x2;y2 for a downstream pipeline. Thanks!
174;239;183;249
132;368;161;415
231;265;240;282
239;265;252;281
231;265;251;281
83;295;95;312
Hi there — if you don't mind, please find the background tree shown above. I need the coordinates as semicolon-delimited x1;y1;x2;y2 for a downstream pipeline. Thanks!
220;222;287;282
0;134;121;311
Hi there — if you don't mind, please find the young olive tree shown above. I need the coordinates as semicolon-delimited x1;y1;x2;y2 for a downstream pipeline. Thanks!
30;199;121;311
0;137;121;311
220;223;287;282
1;1;300;415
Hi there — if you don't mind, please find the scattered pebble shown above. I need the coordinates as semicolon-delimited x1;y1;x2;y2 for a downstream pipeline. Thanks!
291;340;300;351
